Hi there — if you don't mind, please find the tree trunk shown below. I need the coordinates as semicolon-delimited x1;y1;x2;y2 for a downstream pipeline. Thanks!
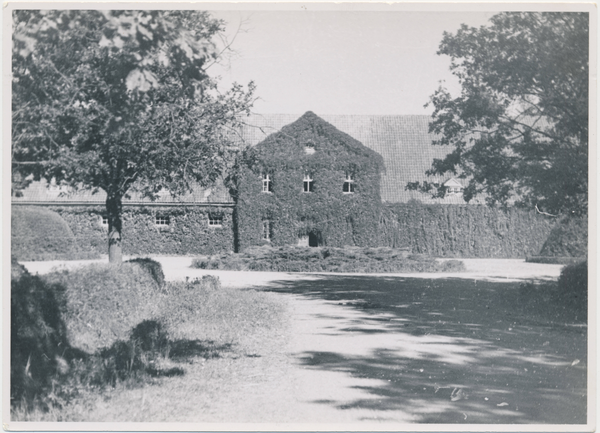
106;192;123;264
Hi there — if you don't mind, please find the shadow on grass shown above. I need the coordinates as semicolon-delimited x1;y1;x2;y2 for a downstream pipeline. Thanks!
169;340;233;360
259;275;587;424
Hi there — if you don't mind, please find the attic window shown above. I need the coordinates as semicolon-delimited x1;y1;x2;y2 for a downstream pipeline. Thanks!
208;214;223;227
303;174;314;193
304;141;316;155
100;216;108;228
155;215;170;227
343;174;355;194
262;173;272;193
447;187;462;195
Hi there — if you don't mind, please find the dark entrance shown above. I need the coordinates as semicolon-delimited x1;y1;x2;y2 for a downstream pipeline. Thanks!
308;230;321;247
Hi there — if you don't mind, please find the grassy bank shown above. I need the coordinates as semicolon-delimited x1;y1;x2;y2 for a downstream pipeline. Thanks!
11;259;286;421
191;246;465;273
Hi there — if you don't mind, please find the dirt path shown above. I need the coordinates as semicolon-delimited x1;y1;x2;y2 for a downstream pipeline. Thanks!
21;258;587;425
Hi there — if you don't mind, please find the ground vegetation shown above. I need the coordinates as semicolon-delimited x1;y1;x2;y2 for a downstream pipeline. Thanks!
191;245;465;273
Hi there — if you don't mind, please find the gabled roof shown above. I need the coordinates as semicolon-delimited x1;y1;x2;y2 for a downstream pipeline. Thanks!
240;113;484;204
250;111;384;170
444;178;464;188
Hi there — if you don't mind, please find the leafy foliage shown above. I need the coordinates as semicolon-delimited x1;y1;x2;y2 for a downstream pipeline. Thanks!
235;112;384;250
380;201;555;258
556;260;587;318
11;267;73;404
126;257;166;288
43;263;163;353
12;10;255;262
11;206;99;261
47;205;235;257
191;245;465;273
410;13;588;216
538;216;587;257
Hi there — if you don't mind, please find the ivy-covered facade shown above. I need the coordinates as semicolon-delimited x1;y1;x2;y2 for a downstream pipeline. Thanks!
234;112;385;250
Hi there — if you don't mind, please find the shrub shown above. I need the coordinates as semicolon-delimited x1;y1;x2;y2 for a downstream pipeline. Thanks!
158;276;284;344
556;260;587;318
126;257;166;288
11;271;73;404
42;263;164;353
11;207;87;261
539;216;587;257
525;256;584;265
11;255;29;280
191;246;465;273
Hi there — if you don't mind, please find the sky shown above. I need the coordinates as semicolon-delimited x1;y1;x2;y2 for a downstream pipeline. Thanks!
208;9;496;116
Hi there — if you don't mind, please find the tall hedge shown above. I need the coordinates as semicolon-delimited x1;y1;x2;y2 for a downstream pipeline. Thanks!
381;201;556;258
11;207;81;261
539;216;587;257
235;111;384;251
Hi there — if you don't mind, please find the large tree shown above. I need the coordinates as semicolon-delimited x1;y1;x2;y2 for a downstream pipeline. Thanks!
12;10;256;262
408;12;588;217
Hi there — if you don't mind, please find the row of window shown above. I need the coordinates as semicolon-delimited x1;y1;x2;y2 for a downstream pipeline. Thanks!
262;173;355;194
100;214;224;228
446;187;463;195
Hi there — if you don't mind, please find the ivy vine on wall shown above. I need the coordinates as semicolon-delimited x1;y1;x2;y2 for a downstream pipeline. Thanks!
234;112;385;251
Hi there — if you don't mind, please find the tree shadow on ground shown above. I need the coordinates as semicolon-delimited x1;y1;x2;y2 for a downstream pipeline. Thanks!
169;340;232;360
258;275;587;424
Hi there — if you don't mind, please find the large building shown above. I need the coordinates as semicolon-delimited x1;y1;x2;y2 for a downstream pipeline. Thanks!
12;112;484;255
235;112;385;250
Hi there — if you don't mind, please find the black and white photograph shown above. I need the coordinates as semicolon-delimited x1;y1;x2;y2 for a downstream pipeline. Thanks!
4;2;595;429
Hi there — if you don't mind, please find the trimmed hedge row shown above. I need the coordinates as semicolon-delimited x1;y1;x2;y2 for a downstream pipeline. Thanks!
380;202;557;258
192;245;466;273
11;207;91;261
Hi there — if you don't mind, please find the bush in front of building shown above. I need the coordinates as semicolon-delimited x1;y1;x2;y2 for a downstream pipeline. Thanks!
555;260;587;319
11;207;97;261
42;262;165;354
539;216;587;258
191;245;465;273
11;260;74;405
126;257;166;288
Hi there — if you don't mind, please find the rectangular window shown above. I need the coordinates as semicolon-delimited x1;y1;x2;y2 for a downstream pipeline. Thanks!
262;173;272;193
262;220;271;241
155;215;170;227
343;174;355;193
208;214;223;227
100;216;108;228
303;174;313;193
